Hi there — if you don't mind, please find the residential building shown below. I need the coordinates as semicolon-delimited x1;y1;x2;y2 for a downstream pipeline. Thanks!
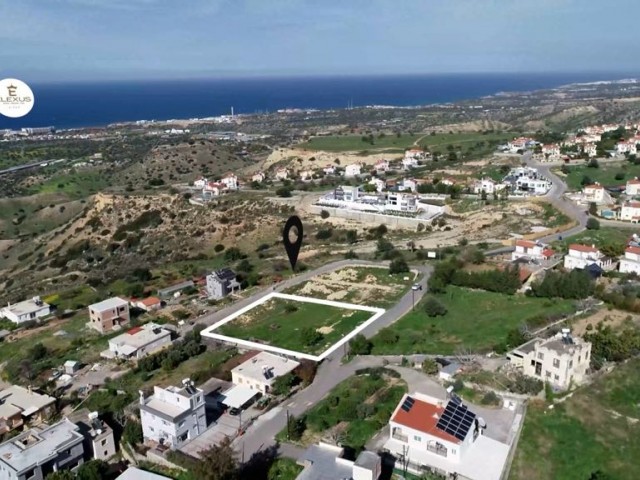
582;183;605;203
251;172;266;183
619;246;640;275
385;192;418;213
139;379;206;449
203;181;223;197
88;297;130;334
63;361;80;375
1;297;51;325
503;166;551;195
221;173;239;190
620;201;640;222
616;141;637;155
116;467;172;480
193;177;207;189
511;240;554;262
401;178;418;193
299;170;314;182
133;296;162;312
584;143;598;157
402;156;420;170
563;244;613;271
626;178;640;196
507;330;591;389
368;177;386;193
541;144;560;157
507;137;535;153
333;185;360;202
67;409;116;461
322;165;336;175
275;168;289;180
296;442;381;480
383;393;509;480
375;159;390;172
205;268;241;300
0;386;55;434
472;178;505;195
345;164;362;177
0;419;85;480
102;323;173;360
231;351;300;394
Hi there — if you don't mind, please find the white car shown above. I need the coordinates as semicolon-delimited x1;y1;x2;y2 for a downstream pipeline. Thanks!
411;283;422;291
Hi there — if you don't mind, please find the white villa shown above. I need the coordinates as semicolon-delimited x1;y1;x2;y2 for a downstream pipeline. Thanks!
383;393;509;480
541;144;561;157
402;178;418;193
375;159;390;172
203;181;224;196
323;165;336;175
584;143;597;157
620;201;640;222
511;240;554;262
563;244;614;271
368;177;386;193
299;170;315;182
275;168;290;180
251;172;266;183
626;178;640;196
582;183;606;203
619;246;640;275
1;297;51;324
193;177;207;189
472;178;505;195
221;173;239;190
345;164;362;177
616;141;637;155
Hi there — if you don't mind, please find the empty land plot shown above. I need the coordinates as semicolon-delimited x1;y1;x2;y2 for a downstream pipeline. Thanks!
510;357;640;480
370;286;576;355
285;266;412;307
214;295;376;356
559;162;640;190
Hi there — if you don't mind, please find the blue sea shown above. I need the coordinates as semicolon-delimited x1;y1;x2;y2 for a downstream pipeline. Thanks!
0;72;635;130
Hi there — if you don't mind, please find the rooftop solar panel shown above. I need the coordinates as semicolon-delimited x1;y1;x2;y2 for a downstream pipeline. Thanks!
436;399;476;441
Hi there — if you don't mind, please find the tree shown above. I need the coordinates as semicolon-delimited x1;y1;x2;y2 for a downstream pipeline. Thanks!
424;297;447;317
389;258;410;274
580;175;594;186
287;415;307;441
271;372;296;396
29;343;48;361
320;209;330;219
224;247;245;261
300;327;323;346
345;230;358;244
276;187;292;198
76;460;110;480
421;358;439;375
586;218;600;230
587;159;599;169
375;237;395;259
588;202;598;216
349;334;372;355
195;438;239;480
46;471;75;480
122;420;143;446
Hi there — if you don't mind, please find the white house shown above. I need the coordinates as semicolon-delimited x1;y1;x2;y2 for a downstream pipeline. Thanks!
221;173;239;190
334;185;361;202
383;393;509;480
584;143;598;157
402;153;420;170
511;240;554;262
103;323;173;360
345;164;362;177
401;178;418;193
472;178;505;195
507;330;592;390
368;177;386;193
385;192;418;213
140;379;206;449
626;178;640;196
275;168;289;180
231;351;299;394
563;244;613;270
323;165;336;175
193;177;207;189
299;170;315;182
616;141;637;155
133;296;162;312
542;144;561;157
619;246;640;275
507;137;535;153
203;181;224;196
251;172;266;183
1;297;51;324
375;159;390;173
620;201;640;222
582;183;605;203
296;443;381;480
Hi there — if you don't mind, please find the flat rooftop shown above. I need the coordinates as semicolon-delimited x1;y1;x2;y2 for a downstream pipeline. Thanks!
116;467;172;480
109;323;171;349
3;298;50;316
0;385;55;417
89;297;128;312
0;420;83;473
297;443;353;480
232;351;299;384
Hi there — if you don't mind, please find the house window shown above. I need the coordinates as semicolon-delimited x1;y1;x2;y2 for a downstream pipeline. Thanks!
554;375;559;381
537;352;544;360
101;438;107;446
578;355;581;363
149;427;154;432
545;371;551;378
553;358;560;368
178;420;185;428
569;360;573;368
413;435;421;442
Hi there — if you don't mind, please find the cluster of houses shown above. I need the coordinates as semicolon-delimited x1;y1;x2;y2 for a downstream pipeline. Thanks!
318;185;424;215
472;166;552;197
193;172;239;197
576;177;640;222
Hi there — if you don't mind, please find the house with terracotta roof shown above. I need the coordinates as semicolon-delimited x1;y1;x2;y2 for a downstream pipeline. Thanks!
511;240;554;262
619;246;640;275
275;168;290;181
102;323;173;360
563;244;614;271
582;183;606;203
203;181;224;197
383;393;510;480
626;178;640;196
620;201;640;222
133;297;162;312
541;144;560;157
251;172;266;183
375;159;390;173
221;173;239;190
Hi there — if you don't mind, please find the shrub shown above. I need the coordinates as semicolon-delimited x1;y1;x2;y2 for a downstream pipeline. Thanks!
421;359;439;375
424;297;447;317
320;210;330;219
300;327;323;346
214;243;225;253
481;391;501;406
276;187;292;197
586;218;600;230
350;334;373;355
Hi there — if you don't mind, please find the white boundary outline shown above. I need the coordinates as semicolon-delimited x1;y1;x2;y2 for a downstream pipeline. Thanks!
201;292;385;361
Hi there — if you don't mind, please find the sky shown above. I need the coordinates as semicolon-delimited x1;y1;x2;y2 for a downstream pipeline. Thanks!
1;0;639;82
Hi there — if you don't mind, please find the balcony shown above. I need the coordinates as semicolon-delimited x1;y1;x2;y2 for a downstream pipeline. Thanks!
392;429;408;443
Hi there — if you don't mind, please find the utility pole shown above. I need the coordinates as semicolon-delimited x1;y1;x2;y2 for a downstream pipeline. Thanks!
412;289;415;311
286;409;290;440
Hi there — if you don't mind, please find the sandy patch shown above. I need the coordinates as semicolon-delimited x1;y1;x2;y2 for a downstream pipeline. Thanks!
570;309;637;336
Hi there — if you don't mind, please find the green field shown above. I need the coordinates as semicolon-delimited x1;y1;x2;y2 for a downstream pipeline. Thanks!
216;296;374;355
370;286;576;355
284;267;412;308
29;169;112;199
511;358;640;480
297;132;512;156
277;369;407;451
560;162;640;190
555;227;636;251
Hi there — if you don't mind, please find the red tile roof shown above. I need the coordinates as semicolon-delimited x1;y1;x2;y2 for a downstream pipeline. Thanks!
628;179;640;185
626;246;640;255
519;268;532;283
139;296;161;307
584;184;603;190
516;240;536;249
542;248;555;258
391;395;461;444
569;244;598;253
127;326;144;335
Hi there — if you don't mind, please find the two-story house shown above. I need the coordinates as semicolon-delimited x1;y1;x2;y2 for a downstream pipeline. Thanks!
621;201;640;222
251;172;266;184
511;240;554;262
582;183;605;203
139;379;206;449
507;330;592;389
88;297;130;334
619;246;640;275
220;173;239;190
275;168;290;180
563;244;614;271
472;178;504;195
205;268;241;300
375;159;390;173
368;177;386;193
344;164;362;177
67;409;116;462
383;393;509;480
0;386;55;435
626;178;640;196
